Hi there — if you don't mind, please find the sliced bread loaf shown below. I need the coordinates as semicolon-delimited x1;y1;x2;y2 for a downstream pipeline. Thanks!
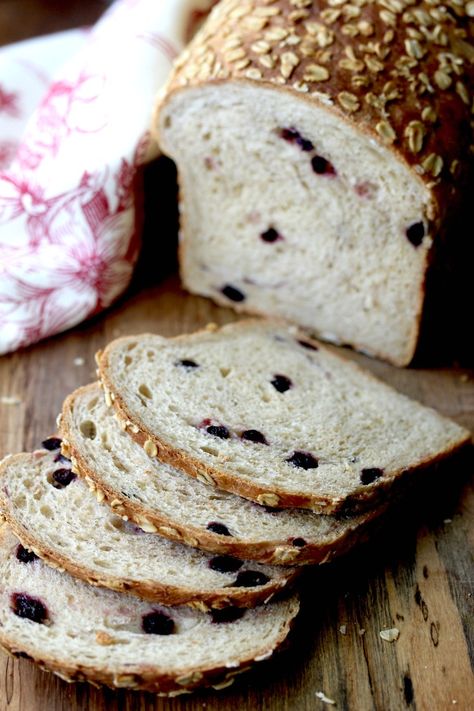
0;525;299;695
98;320;471;514
60;383;377;566
155;0;474;366
0;449;296;609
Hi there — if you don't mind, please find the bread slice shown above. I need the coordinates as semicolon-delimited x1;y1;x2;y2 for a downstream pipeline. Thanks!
98;320;471;514
154;0;474;367
59;383;377;566
0;450;296;609
0;525;299;695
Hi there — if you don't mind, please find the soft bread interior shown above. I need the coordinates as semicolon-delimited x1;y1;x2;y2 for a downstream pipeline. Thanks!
0;527;299;685
158;82;432;365
0;451;290;602
62;384;372;557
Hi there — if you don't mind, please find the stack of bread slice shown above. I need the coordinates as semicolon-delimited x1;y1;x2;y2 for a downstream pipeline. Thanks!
0;320;470;695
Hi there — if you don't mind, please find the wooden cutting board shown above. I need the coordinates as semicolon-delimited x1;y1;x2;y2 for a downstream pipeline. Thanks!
1;4;473;710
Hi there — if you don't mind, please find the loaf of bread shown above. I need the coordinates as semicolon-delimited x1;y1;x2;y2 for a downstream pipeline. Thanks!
0;449;297;608
59;383;379;566
97;320;470;514
0;525;299;695
155;0;474;366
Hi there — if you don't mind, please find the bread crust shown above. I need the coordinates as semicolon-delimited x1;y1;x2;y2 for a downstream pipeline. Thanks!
59;383;382;566
155;0;474;366
0;453;297;609
97;321;472;514
0;632;291;695
0;527;299;695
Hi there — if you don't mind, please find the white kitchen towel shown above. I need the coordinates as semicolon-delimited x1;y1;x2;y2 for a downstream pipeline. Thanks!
0;0;215;355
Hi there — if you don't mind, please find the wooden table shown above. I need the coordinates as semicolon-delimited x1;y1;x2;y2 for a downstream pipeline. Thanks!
1;4;473;710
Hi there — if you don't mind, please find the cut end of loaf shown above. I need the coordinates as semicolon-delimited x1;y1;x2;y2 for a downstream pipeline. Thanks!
158;82;433;365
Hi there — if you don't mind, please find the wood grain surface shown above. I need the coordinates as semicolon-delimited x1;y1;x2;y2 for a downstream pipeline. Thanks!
0;4;473;710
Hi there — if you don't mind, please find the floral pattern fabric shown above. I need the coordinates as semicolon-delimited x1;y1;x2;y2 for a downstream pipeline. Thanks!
0;0;214;354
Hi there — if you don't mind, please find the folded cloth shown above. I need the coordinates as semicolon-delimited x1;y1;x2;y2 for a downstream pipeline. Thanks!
0;0;215;355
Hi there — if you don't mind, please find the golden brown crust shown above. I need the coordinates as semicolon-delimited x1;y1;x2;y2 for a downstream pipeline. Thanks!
59;384;382;566
97;323;472;514
0;452;297;608
0;637;263;695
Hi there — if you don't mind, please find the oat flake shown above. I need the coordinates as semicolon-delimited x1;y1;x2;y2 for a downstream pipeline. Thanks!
379;627;400;642
0;396;21;405
316;691;336;705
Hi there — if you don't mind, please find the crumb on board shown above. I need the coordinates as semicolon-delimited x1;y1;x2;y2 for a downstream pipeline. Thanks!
0;396;21;405
379;628;400;642
316;691;336;705
339;625;347;635
358;627;366;636
73;357;85;366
